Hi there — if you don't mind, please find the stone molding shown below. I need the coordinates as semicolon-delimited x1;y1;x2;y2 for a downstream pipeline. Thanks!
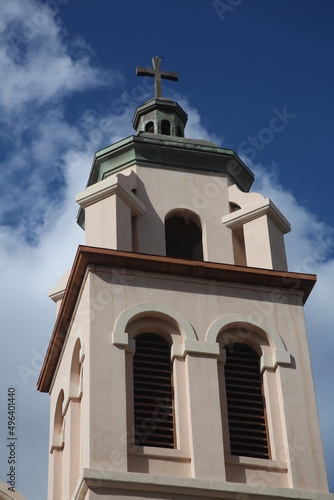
38;246;316;392
76;175;146;215
112;302;197;352
171;339;220;360
222;197;291;234
225;454;287;472
74;469;334;500
128;446;191;462
50;430;64;453
206;314;291;371
48;287;66;304
111;305;291;365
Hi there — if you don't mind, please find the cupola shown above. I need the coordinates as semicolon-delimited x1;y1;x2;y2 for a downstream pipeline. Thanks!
133;56;187;137
133;97;187;137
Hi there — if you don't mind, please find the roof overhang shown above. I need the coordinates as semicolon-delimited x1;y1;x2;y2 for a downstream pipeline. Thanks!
77;134;255;229
37;245;316;393
85;134;254;190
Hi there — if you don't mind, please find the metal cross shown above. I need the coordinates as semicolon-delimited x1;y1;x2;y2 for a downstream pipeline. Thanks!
136;56;178;99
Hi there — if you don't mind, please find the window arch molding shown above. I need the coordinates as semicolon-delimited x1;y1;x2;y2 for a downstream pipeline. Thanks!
112;302;197;353
205;314;291;371
128;316;177;347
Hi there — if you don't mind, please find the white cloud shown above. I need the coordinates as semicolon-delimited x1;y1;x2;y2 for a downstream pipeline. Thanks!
247;161;334;487
0;3;333;495
0;1;110;115
0;4;117;495
0;0;125;248
1;104;333;496
172;93;223;145
250;164;334;272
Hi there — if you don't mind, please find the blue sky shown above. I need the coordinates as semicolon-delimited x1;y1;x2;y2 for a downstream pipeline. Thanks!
0;1;333;498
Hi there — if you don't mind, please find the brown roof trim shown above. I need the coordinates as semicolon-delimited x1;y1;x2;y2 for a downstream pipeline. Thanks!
37;245;316;393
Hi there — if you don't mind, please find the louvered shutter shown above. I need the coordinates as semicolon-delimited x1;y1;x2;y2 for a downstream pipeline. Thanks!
133;334;174;448
224;343;270;459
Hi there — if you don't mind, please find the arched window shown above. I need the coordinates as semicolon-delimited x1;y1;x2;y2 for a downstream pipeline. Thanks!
224;343;269;459
54;389;64;442
70;339;81;389
161;119;171;135
229;202;241;213
133;333;174;448
165;213;203;260
145;121;154;133
176;125;183;137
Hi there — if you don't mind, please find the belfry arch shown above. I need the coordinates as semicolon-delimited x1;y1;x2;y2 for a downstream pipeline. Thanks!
165;209;204;261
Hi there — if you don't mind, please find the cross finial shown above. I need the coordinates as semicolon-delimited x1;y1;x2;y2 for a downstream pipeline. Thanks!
136;56;178;99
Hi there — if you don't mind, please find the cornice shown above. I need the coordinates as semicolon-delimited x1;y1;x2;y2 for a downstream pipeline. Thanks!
76;175;146;213
222;198;291;234
84;134;254;193
37;246;316;393
74;469;334;500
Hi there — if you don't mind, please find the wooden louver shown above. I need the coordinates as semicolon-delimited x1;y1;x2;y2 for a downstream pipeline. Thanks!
224;343;269;459
133;334;174;448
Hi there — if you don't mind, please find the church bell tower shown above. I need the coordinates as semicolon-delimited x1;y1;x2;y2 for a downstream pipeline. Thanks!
38;57;333;500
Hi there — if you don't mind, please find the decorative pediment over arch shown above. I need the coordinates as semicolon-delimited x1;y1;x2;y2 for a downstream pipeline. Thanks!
206;313;291;371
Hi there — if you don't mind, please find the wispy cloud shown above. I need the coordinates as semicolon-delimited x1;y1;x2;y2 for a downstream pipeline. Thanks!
0;2;333;496
0;1;108;114
172;93;223;144
0;0;123;248
251;163;334;272
246;161;334;487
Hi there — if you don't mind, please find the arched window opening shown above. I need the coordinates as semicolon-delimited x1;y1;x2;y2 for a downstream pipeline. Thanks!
230;202;241;213
145;121;154;133
165;214;203;260
161;120;171;135
133;333;174;448
70;339;81;389
224;343;269;459
176;125;183;137
54;390;64;438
